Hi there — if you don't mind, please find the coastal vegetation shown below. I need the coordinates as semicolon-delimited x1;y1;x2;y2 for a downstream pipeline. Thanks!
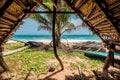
30;0;81;47
2;42;103;79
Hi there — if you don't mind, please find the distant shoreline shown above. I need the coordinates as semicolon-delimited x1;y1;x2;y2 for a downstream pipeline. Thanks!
11;35;101;42
7;39;101;43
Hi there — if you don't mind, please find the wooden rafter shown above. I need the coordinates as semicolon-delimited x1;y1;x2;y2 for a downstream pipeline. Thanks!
5;11;18;18
63;0;112;47
0;18;14;25
75;0;87;10
87;12;102;21
0;0;14;17
94;24;111;28
86;3;96;18
1;16;16;23
4;12;18;21
0;24;12;28
95;0;120;35
94;21;110;27
93;18;108;26
24;10;83;14
0;3;36;45
0;28;10;32
113;12;120;18
14;0;26;9
108;0;120;10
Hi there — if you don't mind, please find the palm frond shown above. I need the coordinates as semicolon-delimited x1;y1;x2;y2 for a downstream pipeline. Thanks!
64;22;75;28
62;22;82;34
30;14;52;28
30;14;51;25
38;25;52;32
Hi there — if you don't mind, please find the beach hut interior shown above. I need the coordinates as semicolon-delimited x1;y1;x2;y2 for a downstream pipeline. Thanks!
0;0;120;79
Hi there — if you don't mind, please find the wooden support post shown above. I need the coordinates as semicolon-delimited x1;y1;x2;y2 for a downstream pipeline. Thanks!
103;50;114;70
0;47;8;71
103;44;115;70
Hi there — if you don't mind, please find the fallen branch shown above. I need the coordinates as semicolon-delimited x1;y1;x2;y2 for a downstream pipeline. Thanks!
3;46;29;56
77;66;84;80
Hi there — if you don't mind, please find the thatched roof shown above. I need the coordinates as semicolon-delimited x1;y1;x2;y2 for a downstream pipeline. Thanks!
0;0;120;51
64;0;120;50
0;0;120;73
0;0;39;45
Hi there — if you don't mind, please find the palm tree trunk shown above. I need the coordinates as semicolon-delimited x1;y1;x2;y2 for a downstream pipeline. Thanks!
55;21;62;47
55;27;61;47
56;35;61;47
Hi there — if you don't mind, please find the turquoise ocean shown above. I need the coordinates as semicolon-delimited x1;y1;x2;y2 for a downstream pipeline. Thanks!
11;35;101;42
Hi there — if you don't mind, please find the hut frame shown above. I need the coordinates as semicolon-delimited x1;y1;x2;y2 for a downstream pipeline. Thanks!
0;0;120;72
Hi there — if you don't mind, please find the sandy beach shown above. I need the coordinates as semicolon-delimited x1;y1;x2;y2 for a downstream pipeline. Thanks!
6;39;105;52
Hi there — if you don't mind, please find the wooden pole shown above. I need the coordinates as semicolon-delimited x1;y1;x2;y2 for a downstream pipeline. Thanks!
0;46;8;71
3;46;29;56
103;50;114;70
52;0;64;70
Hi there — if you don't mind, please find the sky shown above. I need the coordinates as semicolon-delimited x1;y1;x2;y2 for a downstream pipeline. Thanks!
15;15;92;35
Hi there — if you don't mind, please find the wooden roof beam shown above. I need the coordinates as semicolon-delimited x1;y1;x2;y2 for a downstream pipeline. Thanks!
0;3;37;45
14;0;26;9
5;11;18;19
87;11;102;21
113;12;120;18
0;0;14;17
93;18;108;26
0;24;12;29
96;21;111;26
4;12;18;21
0;21;12;26
0;32;7;36
75;0;87;10
1;16;16;23
96;27;114;31
98;28;115;31
108;0;120;10
94;24;111;28
0;18;14;25
86;4;96;18
0;29;10;32
63;0;112;47
94;0;120;35
24;10;82;14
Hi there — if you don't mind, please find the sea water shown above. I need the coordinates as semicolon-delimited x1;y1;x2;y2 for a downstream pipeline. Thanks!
11;35;101;42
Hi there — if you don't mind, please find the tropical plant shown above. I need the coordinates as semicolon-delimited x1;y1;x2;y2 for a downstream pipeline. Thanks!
30;0;81;47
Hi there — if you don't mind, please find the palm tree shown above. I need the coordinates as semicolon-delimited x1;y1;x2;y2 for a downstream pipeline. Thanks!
30;1;81;47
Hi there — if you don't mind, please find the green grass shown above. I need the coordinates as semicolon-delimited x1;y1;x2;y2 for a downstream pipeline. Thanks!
3;42;103;77
4;49;55;74
3;42;24;52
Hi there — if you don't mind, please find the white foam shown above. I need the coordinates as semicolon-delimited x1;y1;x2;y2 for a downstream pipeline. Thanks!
7;39;101;43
